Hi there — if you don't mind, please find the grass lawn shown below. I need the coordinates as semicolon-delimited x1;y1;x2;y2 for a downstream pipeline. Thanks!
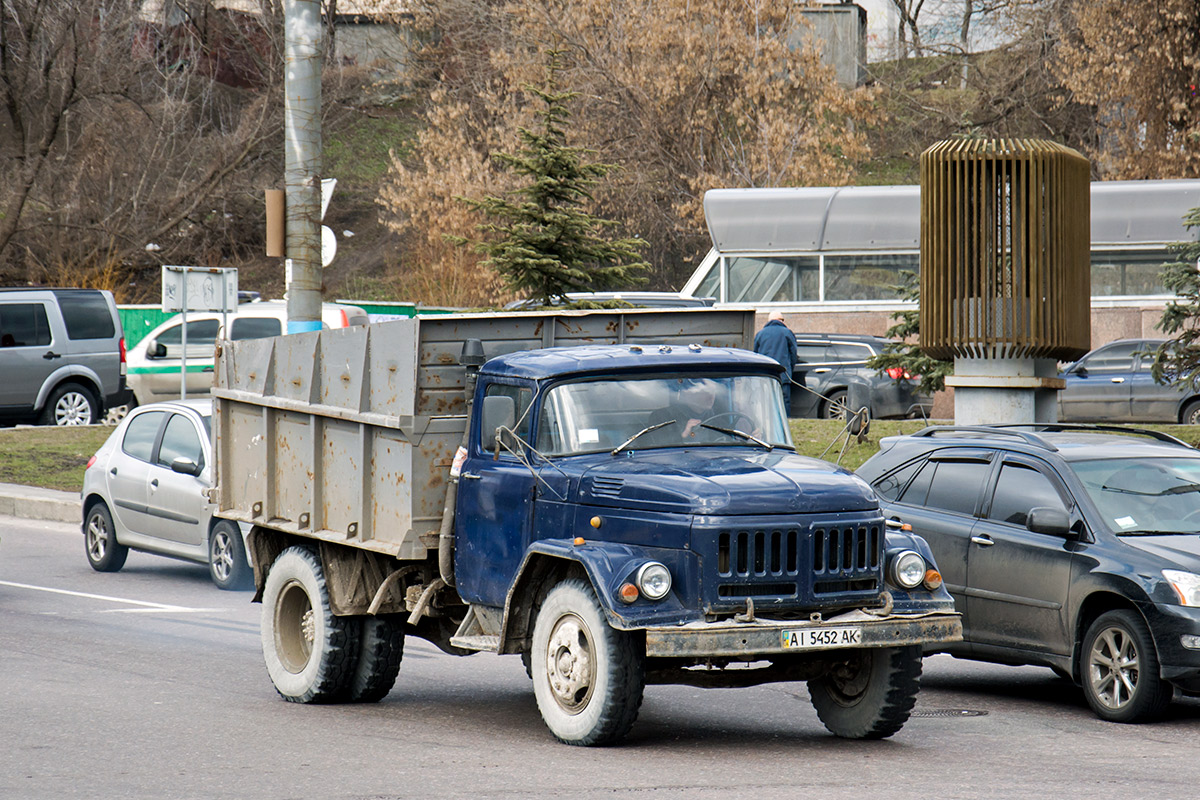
2;418;1199;496
0;425;112;493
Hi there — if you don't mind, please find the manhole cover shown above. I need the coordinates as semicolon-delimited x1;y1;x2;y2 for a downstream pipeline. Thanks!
910;708;988;718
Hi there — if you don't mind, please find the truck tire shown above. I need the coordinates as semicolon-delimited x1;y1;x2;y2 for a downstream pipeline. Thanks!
208;520;252;591
808;645;922;739
1081;609;1172;723
261;545;361;704
342;615;405;703
530;578;645;746
84;501;128;572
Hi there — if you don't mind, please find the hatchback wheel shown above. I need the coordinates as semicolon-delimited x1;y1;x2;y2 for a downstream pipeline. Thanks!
1081;610;1172;723
1182;399;1200;426
84;502;128;572
209;520;252;591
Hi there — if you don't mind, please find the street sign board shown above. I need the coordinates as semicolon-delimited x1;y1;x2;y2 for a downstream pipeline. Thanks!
162;266;238;313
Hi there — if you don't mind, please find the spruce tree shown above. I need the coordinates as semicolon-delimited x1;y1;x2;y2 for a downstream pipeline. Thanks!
455;51;648;306
1150;207;1200;388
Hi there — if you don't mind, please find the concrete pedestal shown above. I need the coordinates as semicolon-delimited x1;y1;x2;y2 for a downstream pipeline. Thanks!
945;357;1064;426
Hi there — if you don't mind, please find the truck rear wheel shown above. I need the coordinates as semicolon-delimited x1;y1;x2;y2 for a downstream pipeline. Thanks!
531;579;645;746
261;546;360;704
808;645;922;739
342;615;405;703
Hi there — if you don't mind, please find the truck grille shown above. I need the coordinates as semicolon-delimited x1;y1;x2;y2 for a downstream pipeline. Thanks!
706;519;882;609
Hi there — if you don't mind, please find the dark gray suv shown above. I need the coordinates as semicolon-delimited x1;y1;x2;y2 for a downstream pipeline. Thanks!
791;334;931;420
857;424;1200;723
0;288;130;425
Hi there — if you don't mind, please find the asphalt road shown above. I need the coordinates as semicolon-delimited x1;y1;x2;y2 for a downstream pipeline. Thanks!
4;515;1200;800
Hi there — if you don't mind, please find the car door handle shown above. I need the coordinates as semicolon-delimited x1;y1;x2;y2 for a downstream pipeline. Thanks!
109;467;118;476
43;351;61;360
150;478;159;489
970;534;995;546
202;367;214;373
1110;377;1125;383
813;368;831;374
459;472;481;480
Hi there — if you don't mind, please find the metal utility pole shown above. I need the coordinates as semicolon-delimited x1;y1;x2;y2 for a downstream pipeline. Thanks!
284;0;323;333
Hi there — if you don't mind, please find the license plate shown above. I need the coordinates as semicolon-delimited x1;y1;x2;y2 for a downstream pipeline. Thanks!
780;626;862;650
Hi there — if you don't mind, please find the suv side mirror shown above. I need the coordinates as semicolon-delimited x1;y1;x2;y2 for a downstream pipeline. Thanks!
149;339;167;359
171;457;202;477
1071;365;1087;377
480;395;516;452
1027;506;1071;536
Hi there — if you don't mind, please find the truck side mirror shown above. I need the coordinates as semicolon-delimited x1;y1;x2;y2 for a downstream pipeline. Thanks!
1027;506;1071;536
149;339;167;359
480;395;516;452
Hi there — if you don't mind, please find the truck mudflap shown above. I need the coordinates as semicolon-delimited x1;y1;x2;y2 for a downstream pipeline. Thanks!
642;609;962;658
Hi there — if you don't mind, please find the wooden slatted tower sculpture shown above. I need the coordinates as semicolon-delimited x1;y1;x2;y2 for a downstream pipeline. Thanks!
921;139;1091;423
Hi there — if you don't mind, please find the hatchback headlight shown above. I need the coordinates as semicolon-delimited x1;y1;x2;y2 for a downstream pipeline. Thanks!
637;562;672;600
1163;570;1200;606
889;550;926;590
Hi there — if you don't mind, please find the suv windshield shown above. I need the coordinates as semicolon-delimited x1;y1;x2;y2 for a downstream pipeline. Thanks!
535;375;792;456
1069;457;1200;533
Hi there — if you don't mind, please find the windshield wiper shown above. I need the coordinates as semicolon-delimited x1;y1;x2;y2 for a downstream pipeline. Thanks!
1102;482;1200;497
1115;530;1196;537
611;419;676;455
698;423;774;450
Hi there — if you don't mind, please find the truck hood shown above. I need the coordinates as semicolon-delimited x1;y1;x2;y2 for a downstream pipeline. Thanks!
574;449;877;515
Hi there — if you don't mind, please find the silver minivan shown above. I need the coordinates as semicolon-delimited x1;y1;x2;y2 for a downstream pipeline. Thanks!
0;288;130;425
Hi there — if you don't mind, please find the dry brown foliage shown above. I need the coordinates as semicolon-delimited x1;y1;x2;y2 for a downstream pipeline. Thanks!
378;0;880;305
1055;0;1200;179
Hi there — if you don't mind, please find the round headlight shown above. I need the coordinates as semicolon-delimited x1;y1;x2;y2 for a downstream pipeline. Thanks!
889;550;926;589
636;562;672;601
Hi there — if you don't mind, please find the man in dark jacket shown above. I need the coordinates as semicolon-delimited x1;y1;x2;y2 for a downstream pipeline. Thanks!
753;311;797;413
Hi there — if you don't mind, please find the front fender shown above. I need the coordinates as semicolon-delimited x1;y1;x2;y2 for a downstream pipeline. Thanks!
502;539;702;647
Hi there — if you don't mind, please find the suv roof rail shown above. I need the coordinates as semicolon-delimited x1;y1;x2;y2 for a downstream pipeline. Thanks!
993;423;1191;448
909;425;1059;452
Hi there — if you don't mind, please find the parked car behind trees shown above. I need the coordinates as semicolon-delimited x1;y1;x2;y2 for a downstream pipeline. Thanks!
1057;338;1200;424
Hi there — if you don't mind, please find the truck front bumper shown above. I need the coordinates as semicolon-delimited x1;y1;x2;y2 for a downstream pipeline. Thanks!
643;608;962;658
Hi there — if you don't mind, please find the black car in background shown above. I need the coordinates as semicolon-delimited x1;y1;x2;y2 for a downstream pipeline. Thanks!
856;424;1200;723
1059;338;1200;424
791;334;931;421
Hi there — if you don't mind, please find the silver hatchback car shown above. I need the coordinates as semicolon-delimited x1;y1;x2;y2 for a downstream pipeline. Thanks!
80;398;251;590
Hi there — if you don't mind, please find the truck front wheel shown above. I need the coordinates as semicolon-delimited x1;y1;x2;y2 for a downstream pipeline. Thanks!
261;546;361;703
531;579;645;746
808;645;922;739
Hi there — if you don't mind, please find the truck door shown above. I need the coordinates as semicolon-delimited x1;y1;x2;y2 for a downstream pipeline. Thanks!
454;382;536;607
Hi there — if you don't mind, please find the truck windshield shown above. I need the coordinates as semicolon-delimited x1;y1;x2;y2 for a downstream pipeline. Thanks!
535;375;792;456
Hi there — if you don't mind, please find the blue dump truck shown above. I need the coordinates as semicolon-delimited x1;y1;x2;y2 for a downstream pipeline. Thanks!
211;308;960;745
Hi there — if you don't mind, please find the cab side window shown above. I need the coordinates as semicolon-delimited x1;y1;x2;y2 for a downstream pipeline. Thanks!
122;411;165;462
155;319;221;350
988;463;1067;527
484;383;533;443
157;414;204;470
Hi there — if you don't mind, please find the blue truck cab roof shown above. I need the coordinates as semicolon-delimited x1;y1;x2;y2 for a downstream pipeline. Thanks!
478;344;785;381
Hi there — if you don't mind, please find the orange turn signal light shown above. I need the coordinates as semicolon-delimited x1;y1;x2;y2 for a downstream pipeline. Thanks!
573;537;586;546
618;583;639;604
923;569;943;591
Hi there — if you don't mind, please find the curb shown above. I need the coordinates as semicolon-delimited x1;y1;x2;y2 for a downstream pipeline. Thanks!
0;482;79;524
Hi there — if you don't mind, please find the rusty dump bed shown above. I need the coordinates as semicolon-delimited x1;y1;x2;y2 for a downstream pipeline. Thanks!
211;308;757;560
